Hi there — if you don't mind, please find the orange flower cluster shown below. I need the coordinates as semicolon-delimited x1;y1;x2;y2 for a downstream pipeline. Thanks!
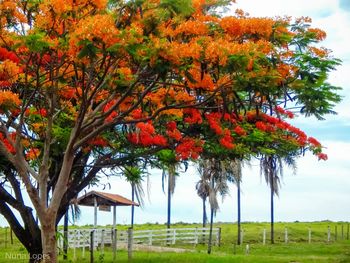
0;133;16;154
187;68;215;90
0;91;21;110
26;148;41;160
220;17;274;39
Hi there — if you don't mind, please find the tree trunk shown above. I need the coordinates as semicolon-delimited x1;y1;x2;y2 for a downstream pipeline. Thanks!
207;207;214;254
167;176;171;229
41;217;57;263
202;197;206;228
237;181;241;245
270;174;274;244
131;183;135;228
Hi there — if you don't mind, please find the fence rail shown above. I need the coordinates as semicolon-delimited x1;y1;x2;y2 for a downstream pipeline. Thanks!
58;227;221;250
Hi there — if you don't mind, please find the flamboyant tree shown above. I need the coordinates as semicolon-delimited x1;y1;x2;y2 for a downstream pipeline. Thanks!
0;0;340;262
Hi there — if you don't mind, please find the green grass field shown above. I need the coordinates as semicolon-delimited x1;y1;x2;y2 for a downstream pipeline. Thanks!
0;221;349;262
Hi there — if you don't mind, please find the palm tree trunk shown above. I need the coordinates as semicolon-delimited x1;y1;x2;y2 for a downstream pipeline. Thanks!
207;207;214;254
167;176;171;229
202;197;206;228
270;174;274;244
207;176;215;254
237;181;241;245
131;183;135;228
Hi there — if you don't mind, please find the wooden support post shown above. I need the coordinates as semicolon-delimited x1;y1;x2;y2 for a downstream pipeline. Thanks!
128;227;133;260
240;228;244;244
347;224;349;240
90;230;94;263
263;229;266;245
341;225;344;240
94;197;98;229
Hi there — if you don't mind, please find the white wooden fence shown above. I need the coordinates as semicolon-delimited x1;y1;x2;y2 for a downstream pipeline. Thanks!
58;227;221;250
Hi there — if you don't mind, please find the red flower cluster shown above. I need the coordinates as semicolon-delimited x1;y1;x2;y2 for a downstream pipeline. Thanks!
88;137;109;147
275;106;294;119
234;125;246;136
184;108;202;124
0;47;20;63
103;100;118;122
175;137;203;160
166;121;182;141
24;108;47;117
317;152;328;160
128;122;168;147
308;137;321;147
206;112;223;135
219;129;235;149
130;108;143;119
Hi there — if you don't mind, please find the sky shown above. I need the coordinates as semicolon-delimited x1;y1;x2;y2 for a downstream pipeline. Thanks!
1;0;349;227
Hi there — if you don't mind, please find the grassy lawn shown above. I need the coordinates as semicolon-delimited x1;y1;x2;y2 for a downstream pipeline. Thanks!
0;222;349;262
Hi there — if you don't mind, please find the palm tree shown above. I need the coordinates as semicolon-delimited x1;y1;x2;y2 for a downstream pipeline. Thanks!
123;166;145;228
221;159;243;245
162;163;178;229
195;172;210;228
197;158;230;254
156;149;180;229
260;155;296;244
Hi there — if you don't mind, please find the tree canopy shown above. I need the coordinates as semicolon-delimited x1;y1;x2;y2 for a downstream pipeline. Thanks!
0;0;341;262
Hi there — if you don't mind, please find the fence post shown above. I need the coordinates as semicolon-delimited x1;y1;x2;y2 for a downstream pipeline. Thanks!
347;224;349;240
73;229;77;260
263;229;266;245
113;228;117;261
194;228;198;245
308;228;311;244
172;229;176;245
5;227;7;248
82;231;86;259
10;227;13;245
335;225;338;241
128;227;133;260
90;230;95;263
285;228;288;244
217;227;221;247
101;229;105;254
240;228;244;244
148;230;153;246
341;225;344;240
327;226;331;242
